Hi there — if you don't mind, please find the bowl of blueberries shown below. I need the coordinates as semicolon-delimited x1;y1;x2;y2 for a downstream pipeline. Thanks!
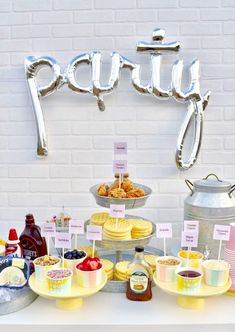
64;250;87;274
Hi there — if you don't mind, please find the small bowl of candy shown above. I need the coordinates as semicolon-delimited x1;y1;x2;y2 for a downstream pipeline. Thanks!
46;268;73;295
64;250;87;274
76;257;103;288
33;255;61;283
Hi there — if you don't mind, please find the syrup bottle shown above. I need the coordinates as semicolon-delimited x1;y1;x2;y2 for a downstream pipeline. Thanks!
126;246;153;301
19;214;47;260
5;228;23;257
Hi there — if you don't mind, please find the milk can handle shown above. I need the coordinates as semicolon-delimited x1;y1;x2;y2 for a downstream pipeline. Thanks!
185;179;194;195
229;185;235;198
203;173;222;182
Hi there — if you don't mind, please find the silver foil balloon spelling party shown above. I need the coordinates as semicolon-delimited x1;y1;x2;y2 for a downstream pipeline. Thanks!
25;28;210;170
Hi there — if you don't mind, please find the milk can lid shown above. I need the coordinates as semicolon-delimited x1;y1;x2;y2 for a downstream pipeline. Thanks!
194;174;231;193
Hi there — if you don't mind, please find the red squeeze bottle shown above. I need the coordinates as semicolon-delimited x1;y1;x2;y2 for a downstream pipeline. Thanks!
5;228;23;257
19;214;47;260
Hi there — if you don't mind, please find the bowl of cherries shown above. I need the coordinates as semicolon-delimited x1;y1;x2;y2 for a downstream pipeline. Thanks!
64;250;87;273
76;256;103;288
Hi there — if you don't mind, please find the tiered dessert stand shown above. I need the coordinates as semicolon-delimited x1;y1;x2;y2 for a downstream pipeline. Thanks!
89;182;162;293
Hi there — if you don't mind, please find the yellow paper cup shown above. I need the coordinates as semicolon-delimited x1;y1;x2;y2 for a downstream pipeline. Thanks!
33;256;61;283
203;259;230;287
176;268;202;294
76;265;103;288
46;268;72;295
178;250;203;269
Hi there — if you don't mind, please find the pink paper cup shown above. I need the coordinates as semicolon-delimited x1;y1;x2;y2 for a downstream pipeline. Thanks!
226;223;235;251
76;265;103;288
156;256;181;282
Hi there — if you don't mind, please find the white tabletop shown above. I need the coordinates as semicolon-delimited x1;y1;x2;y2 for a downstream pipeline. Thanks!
0;287;235;332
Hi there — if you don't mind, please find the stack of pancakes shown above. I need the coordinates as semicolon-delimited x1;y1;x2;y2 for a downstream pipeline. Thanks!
103;219;132;240
129;219;153;239
100;258;114;280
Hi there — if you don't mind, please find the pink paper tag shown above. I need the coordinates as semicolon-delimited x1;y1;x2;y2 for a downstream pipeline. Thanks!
213;225;231;241
69;220;84;235
110;204;125;219
86;225;103;241
55;232;71;249
184;220;199;233
41;223;56;237
113;160;127;174
156;223;172;238
181;231;198;248
114;142;127;155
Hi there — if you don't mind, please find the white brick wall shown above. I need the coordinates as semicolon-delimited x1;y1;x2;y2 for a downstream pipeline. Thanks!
0;0;235;236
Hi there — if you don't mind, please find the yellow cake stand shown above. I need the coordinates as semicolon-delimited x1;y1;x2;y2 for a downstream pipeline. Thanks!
29;272;107;310
153;273;232;309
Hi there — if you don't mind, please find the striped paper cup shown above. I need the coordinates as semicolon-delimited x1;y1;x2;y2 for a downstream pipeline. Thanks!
176;268;202;294
76;265;103;288
203;260;230;287
156;256;181;282
33;256;61;283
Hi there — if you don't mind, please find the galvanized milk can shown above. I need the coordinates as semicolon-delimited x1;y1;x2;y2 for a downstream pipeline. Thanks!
184;174;235;258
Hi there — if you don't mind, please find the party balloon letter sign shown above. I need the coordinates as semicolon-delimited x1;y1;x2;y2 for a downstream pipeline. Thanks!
25;28;210;170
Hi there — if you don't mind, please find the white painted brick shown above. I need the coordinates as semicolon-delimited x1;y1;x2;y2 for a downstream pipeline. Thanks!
33;12;72;24
223;80;235;92
9;165;49;178
71;179;97;193
202;137;223;150
32;38;72;51
93;136;136;149
0;13;31;25
13;0;52;11
136;23;179;36
138;0;177;8
8;136;36;149
202;151;235;164
136;166;177;178
54;0;93;10
223;50;235;63
12;25;51;38
202;37;235;49
0;137;7;149
30;180;70;193
93;165;136;179
210;94;235;106
71;122;114;135
222;0;235;6
224;108;235;120
95;24;135;36
202;65;235;78
180;23;221;35
74;10;114;23
0;166;8;177
50;166;92;178
72;151;112;164
73;37;114;50
158;209;183;222
224;167;235;178
159;9;199;21
224;22;235;35
9;194;49;207
0;54;10;65
0;40;32;51
52;25;93;37
0;179;29;192
201;9;235;20
0;1;12;11
115;10;156;22
50;194;92;207
0;194;8;207
137;136;176;149
95;0;136;9
224;137;235;149
0;27;10;38
180;0;220;7
49;136;92;150
115;122;159;135
46;121;71;135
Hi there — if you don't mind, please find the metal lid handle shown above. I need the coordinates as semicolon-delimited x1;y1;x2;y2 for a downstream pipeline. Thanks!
229;184;235;198
203;173;222;182
185;179;194;195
